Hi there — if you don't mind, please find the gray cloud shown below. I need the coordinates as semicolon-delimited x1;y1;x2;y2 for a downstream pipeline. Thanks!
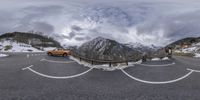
71;25;82;31
0;0;200;46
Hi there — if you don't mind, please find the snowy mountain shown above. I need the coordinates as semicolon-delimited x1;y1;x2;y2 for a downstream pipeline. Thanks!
124;42;161;53
74;37;142;61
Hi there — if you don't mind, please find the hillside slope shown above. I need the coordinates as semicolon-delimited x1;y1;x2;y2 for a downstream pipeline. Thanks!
166;37;200;49
0;32;61;52
0;32;61;47
166;37;200;57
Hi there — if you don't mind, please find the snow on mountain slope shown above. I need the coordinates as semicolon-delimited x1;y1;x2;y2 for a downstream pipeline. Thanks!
75;37;142;61
125;42;160;53
0;40;45;52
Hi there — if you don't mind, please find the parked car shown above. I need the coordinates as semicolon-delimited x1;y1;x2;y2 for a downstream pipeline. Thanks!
47;48;71;57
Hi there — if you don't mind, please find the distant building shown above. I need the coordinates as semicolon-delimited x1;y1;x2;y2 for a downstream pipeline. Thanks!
181;43;191;49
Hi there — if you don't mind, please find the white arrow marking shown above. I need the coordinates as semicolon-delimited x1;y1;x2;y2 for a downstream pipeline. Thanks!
40;59;76;64
22;65;93;79
137;62;175;67
121;69;193;84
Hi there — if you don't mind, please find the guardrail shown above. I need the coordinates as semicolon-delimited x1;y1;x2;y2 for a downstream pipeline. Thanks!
71;52;141;67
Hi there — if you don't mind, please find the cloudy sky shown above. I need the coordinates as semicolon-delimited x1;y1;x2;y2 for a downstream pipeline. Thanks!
0;0;200;46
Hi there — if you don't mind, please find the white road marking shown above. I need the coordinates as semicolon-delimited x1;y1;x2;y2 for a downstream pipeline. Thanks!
40;59;76;64
137;62;175;67
22;65;33;70
187;68;200;73
22;65;93;79
121;69;193;84
27;54;29;58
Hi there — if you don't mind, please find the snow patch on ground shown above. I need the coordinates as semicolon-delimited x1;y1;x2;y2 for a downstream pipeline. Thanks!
162;57;170;60
151;57;169;61
69;56;142;71
151;58;161;61
182;47;198;53
0;54;8;57
194;53;200;58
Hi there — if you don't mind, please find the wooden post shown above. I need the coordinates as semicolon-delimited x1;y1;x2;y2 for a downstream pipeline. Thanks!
109;62;112;67
91;61;93;65
126;61;128;65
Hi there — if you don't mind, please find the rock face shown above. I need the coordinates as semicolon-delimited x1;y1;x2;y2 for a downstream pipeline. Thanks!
74;37;142;61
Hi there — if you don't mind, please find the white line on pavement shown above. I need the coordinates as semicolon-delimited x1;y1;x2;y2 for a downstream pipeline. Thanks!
187;68;200;73
121;69;193;84
22;65;33;70
27;54;29;58
40;59;76;64
22;65;93;79
137;62;175;67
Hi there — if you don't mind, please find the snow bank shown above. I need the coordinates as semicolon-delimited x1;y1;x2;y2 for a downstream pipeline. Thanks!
43;47;57;51
151;57;170;61
194;53;200;58
182;47;198;53
0;54;8;57
151;58;161;61
162;57;170;60
69;56;142;71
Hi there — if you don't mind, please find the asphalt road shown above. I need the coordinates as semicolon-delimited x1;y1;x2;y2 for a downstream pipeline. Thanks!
0;53;200;100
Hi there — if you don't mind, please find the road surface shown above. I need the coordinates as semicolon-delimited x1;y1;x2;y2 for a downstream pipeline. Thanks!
0;53;200;100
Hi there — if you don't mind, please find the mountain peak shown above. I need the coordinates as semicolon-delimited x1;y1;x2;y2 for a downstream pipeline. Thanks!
75;37;141;61
95;36;107;41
